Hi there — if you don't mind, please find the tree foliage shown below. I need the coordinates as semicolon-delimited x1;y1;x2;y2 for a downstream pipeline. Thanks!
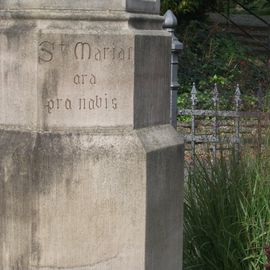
160;0;270;16
177;20;270;112
160;0;227;16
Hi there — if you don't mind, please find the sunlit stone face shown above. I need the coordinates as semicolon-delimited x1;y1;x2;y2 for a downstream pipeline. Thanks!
0;1;183;270
0;0;160;14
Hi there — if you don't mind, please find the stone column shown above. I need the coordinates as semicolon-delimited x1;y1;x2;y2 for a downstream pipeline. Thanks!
0;1;184;270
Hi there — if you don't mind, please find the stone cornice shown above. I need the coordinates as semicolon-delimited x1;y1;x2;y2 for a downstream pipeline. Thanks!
0;9;165;30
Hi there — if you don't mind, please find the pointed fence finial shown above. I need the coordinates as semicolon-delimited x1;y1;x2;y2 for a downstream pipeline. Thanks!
212;83;219;107
235;84;241;109
234;84;241;155
191;82;197;107
163;10;178;29
163;10;183;50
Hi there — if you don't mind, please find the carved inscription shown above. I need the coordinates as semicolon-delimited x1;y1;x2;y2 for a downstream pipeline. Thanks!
79;95;117;110
73;74;97;86
39;37;132;117
45;94;118;114
74;42;132;61
45;98;72;113
74;42;91;60
39;41;54;63
39;40;133;63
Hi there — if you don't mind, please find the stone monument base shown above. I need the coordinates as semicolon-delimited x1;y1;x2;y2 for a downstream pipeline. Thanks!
0;124;183;270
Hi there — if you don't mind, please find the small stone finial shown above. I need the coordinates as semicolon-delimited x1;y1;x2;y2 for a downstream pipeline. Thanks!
163;10;178;29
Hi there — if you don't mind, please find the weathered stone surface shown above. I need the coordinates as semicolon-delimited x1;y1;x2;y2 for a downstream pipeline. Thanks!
0;1;184;269
0;0;160;14
0;126;183;270
0;14;169;130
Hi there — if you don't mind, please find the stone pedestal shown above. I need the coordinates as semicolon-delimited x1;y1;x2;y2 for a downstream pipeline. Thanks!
0;1;184;270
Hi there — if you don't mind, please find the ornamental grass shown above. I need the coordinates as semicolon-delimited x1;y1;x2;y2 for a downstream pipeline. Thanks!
184;143;270;270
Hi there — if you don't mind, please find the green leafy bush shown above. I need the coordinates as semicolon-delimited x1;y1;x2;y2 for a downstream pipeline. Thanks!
177;20;270;112
184;146;270;270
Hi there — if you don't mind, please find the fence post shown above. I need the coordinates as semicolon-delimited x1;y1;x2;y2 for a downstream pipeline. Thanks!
163;10;183;129
212;83;219;161
235;84;241;157
191;83;197;160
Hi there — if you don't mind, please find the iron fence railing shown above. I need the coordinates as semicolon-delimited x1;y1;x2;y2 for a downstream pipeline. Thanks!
178;83;270;159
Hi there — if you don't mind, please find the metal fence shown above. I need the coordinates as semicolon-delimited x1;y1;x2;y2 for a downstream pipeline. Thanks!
163;10;270;160
178;83;270;159
163;10;183;129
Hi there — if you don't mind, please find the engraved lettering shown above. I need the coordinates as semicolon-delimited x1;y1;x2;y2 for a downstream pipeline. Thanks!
89;99;95;110
40;40;133;62
112;47;116;60
46;99;54;113
74;74;80;85
79;98;86;110
74;42;91;60
39;41;54;63
65;99;72;110
45;95;119;114
118;48;125;60
81;74;87;85
74;74;97;86
73;42;133;62
94;48;102;61
105;93;108;109
56;99;63;109
59;43;66;52
95;96;102;109
112;98;118;110
89;74;96;85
